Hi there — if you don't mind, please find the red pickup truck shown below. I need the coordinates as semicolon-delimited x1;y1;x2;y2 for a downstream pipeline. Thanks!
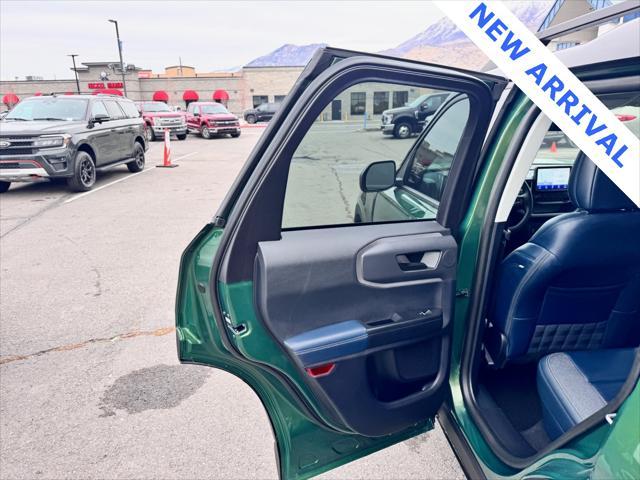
186;102;241;139
136;101;187;141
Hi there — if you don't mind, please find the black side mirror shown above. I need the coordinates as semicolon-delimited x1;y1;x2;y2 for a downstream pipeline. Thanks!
92;113;110;123
360;161;396;192
193;111;200;117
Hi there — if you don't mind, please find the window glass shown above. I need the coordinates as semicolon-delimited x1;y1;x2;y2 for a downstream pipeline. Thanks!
118;101;140;118
274;95;286;103
393;91;408;108
281;83;464;229
104;100;124;119
91;101;108;118
6;97;88;121
350;92;366;115
404;97;470;202
373;92;389;115
253;95;268;108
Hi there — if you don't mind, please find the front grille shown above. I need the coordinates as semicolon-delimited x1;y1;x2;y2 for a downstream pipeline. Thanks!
157;117;183;126
213;121;238;126
0;136;37;156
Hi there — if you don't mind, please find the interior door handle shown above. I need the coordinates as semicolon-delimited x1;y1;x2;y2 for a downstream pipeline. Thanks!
396;254;427;271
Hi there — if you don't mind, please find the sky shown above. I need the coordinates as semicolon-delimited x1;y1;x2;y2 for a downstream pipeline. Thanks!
0;1;444;80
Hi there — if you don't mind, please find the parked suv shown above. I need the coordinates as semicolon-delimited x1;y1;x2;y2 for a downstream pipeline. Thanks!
0;94;147;193
380;92;450;138
136;101;187;141
243;102;280;124
186;102;240;139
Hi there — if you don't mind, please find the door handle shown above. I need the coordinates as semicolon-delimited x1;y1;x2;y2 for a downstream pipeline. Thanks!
396;254;427;271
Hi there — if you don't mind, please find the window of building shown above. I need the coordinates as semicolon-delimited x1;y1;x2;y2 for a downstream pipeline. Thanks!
253;95;268;108
350;92;366;115
556;41;578;51
393;91;409;108
274;95;286;103
281;83;464;229
373;92;389;115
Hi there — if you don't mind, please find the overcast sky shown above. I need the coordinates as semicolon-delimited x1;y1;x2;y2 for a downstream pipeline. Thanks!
0;1;444;80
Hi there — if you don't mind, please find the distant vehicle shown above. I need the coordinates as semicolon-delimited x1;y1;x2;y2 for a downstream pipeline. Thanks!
136;101;187;141
186;102;241;139
244;102;280;124
0;94;147;193
380;92;450;139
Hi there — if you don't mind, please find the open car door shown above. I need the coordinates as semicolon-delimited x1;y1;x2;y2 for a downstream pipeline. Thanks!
176;47;506;479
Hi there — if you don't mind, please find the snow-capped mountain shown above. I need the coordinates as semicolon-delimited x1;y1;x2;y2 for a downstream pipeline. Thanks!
384;1;553;56
245;43;327;67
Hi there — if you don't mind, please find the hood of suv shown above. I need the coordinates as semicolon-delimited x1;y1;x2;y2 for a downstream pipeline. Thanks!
203;113;238;122
0;120;84;135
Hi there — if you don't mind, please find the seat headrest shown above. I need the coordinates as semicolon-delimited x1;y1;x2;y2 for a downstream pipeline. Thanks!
569;154;637;212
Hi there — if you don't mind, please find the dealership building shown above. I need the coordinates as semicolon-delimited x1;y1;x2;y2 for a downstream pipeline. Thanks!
0;61;305;115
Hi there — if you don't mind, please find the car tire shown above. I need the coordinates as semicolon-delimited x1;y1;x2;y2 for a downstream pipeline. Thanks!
393;122;412;139
146;125;156;142
177;133;187;140
246;114;257;124
67;151;96;192
231;132;241;138
201;125;211;139
127;143;145;173
0;181;10;193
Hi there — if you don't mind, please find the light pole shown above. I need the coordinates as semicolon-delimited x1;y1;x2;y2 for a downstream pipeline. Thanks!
108;19;127;96
68;54;80;94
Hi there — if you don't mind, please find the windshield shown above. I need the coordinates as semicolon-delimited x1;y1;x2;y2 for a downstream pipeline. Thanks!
201;104;229;114
407;94;430;108
141;102;172;113
5;97;88;121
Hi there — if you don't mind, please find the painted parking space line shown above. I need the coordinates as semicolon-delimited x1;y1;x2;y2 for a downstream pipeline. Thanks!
169;151;199;162
64;167;156;204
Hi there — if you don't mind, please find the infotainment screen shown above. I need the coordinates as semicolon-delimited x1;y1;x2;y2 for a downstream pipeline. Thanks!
535;167;571;191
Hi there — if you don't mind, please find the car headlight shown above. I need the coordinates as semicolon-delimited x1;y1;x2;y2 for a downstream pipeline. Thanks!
33;135;71;148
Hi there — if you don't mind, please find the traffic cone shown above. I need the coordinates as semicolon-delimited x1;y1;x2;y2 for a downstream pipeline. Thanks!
157;129;179;168
550;141;558;153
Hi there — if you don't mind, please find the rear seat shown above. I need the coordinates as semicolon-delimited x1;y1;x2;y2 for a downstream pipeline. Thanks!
537;348;637;439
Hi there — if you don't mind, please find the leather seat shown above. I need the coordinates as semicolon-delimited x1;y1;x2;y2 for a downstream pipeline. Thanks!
486;155;640;366
537;348;636;439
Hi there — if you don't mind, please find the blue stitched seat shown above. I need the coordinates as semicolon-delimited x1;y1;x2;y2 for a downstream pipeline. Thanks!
537;348;636;439
486;155;640;366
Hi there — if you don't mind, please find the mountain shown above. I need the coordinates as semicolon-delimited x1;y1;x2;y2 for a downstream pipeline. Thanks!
383;0;554;67
245;43;327;67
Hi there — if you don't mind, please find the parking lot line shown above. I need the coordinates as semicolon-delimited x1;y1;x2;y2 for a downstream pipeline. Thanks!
171;151;199;162
63;167;156;204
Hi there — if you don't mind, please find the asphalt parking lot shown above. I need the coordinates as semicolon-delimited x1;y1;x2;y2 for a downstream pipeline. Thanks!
0;125;464;480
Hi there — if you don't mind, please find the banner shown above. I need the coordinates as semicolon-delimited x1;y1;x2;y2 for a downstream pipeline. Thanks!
435;0;639;206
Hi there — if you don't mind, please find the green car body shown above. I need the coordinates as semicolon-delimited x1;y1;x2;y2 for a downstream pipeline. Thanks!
175;12;640;480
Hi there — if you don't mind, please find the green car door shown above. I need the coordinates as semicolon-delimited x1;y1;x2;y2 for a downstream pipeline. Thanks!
176;47;506;479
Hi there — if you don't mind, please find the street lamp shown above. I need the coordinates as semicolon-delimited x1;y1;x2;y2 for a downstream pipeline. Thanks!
68;54;80;94
108;19;127;96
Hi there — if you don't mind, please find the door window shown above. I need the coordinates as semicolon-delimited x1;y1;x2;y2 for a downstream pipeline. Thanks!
91;101;108;118
404;97;470;202
281;83;471;229
104;100;124;120
118;101;140;118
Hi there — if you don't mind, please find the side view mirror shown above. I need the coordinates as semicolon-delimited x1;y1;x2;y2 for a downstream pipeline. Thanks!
92;113;110;123
359;160;396;192
420;104;436;114
193;112;200;117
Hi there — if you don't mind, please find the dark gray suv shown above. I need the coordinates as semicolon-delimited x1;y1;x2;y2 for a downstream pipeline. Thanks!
0;94;147;193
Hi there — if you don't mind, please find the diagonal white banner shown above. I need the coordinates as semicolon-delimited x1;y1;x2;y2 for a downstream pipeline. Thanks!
435;0;640;206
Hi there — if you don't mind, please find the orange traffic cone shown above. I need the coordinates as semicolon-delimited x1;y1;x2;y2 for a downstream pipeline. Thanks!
550;141;558;153
157;129;179;168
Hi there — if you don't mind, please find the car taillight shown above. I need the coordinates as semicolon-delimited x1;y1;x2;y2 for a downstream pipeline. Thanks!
616;113;636;122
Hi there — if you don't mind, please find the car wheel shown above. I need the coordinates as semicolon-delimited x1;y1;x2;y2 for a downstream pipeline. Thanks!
67;151;96;192
0;181;10;193
127;143;145;173
146;125;155;142
177;133;187;140
231;132;241;138
201;125;211;139
394;122;412;139
246;114;257;124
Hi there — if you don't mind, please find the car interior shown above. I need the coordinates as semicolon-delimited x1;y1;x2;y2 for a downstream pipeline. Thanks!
470;93;640;458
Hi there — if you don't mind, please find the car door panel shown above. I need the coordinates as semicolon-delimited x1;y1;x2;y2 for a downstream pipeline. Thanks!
177;47;505;479
256;223;455;437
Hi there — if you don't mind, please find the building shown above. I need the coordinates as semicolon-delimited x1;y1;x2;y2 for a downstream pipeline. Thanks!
0;61;305;114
